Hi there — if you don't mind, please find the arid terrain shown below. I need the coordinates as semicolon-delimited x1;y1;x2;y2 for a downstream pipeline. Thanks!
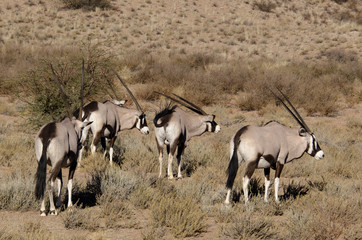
0;0;361;239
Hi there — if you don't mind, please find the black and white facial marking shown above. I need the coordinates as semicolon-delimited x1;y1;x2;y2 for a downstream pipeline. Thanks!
306;133;324;160
206;115;221;133
136;113;149;134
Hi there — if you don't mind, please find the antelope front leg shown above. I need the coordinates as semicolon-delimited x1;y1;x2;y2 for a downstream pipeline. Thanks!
176;143;185;179
264;168;271;203
243;162;256;204
274;162;284;203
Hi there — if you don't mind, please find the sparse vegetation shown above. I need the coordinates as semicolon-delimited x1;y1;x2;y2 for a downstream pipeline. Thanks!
61;205;100;230
0;0;361;239
151;183;207;238
61;0;113;10
253;0;277;13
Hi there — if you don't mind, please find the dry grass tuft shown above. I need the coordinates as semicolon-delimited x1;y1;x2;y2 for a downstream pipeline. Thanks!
101;200;132;228
61;0;113;10
61;205;100;231
0;221;57;240
0;172;38;211
285;193;360;239
220;210;276;239
151;192;206;238
253;0;277;13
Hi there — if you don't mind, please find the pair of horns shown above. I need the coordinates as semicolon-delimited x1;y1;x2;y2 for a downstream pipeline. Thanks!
51;59;84;121
268;87;312;133
154;92;207;115
112;70;144;113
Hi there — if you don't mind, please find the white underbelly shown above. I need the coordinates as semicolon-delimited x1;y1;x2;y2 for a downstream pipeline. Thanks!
104;128;111;137
257;156;272;169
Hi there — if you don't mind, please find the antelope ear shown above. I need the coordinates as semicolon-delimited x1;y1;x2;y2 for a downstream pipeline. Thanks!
111;99;127;106
135;113;146;118
204;115;214;122
299;128;307;136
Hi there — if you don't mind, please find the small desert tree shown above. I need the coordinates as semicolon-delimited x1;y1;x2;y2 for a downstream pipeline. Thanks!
16;43;117;127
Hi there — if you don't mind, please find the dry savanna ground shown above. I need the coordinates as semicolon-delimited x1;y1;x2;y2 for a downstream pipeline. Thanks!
0;0;361;239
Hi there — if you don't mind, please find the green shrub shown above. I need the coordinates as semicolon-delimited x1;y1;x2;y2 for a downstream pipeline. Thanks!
16;43;116;127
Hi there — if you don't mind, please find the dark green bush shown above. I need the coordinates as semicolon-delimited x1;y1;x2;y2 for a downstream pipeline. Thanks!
16;43;116;127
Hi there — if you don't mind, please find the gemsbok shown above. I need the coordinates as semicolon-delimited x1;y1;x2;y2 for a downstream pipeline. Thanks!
154;92;221;179
35;62;92;216
225;88;324;204
77;70;149;165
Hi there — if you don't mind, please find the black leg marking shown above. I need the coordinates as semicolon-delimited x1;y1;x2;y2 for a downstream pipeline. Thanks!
245;161;257;179
93;132;102;147
264;168;270;181
101;137;106;152
275;162;284;178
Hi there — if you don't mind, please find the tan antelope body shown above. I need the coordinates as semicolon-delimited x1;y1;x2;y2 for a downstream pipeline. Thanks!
78;99;149;165
225;89;324;204
35;117;91;216
154;93;220;179
34;62;92;216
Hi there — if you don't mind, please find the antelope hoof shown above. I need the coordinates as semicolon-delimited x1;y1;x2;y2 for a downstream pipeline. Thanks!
68;202;73;208
40;210;46;217
49;210;58;216
177;175;183;179
168;175;174;180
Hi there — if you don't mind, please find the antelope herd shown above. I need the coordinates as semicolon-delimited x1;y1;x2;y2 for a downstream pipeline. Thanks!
33;62;324;216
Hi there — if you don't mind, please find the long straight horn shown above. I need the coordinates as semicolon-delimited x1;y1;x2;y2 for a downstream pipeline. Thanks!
276;87;311;133
154;92;204;115
267;87;305;130
105;78;121;100
51;64;73;118
79;59;85;120
112;70;143;112
172;93;207;115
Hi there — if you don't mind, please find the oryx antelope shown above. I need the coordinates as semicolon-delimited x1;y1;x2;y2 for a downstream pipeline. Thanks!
35;62;92;216
225;88;324;204
154;92;221;179
78;71;149;165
